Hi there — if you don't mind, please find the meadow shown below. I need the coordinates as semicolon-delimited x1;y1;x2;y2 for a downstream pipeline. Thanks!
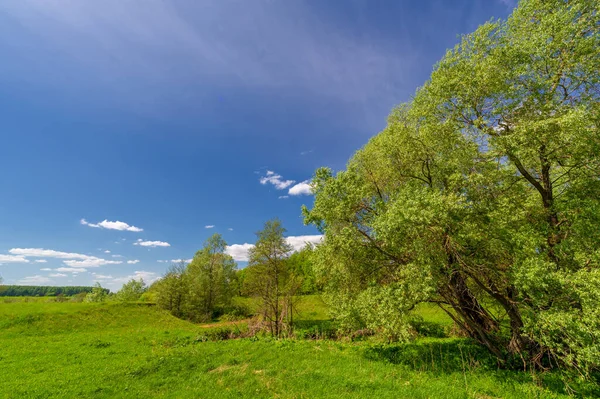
1;296;598;398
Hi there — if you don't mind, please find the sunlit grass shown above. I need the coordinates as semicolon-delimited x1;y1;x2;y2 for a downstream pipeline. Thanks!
1;298;597;398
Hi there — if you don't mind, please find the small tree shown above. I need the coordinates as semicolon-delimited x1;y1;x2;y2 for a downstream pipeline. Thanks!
186;234;237;321
85;283;107;303
245;219;300;337
116;278;146;302
155;261;189;317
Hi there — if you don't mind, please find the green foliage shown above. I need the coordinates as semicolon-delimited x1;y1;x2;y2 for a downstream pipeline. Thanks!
152;261;189;317
304;0;600;373
85;283;108;303
287;244;319;294
245;219;302;337
153;234;238;322
0;285;104;297
186;233;237;321
116;278;147;302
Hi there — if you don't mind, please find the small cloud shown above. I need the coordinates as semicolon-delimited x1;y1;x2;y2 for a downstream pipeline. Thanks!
18;275;52;284
134;239;170;248
0;254;29;263
81;218;143;232
228;228;234;231
288;181;313;196
286;235;323;251
300;149;314;156
55;267;88;273
112;254;123;258
49;273;67;277
40;268;52;271
63;259;122;267
171;258;193;264
35;259;48;263
104;250;111;254
205;225;215;229
259;170;295;190
127;260;140;264
92;273;113;280
278;195;289;199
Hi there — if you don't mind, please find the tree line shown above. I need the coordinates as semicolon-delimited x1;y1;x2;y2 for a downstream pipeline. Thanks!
0;285;107;297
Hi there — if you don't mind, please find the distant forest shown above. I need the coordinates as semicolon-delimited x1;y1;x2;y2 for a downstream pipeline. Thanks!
0;285;108;297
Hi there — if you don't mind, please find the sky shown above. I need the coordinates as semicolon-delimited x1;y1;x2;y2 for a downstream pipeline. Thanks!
0;0;515;291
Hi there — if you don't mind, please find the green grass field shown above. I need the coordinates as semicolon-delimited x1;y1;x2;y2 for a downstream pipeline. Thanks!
1;297;598;398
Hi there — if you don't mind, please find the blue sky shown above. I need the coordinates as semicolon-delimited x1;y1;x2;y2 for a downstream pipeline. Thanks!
0;0;514;290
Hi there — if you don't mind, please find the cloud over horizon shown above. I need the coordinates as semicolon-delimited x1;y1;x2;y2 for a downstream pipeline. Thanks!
6;248;122;269
225;235;323;262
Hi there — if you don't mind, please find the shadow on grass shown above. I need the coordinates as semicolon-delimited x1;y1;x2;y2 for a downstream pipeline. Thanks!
363;339;600;398
293;319;338;339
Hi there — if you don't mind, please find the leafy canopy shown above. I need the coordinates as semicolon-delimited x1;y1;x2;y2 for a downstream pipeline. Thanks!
304;0;600;372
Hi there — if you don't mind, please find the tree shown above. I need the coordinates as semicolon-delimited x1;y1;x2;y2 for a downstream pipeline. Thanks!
85;283;108;303
245;219;301;337
116;278;146;302
287;244;318;294
154;261;189;318
186;233;237;321
304;0;600;372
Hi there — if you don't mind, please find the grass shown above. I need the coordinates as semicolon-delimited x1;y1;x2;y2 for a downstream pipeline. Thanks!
1;297;598;398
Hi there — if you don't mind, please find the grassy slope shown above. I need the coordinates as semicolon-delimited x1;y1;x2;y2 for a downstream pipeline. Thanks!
1;299;597;398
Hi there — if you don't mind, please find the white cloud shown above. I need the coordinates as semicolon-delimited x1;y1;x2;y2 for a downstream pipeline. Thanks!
18;275;52;284
92;273;113;280
156;260;169;263
80;218;143;232
111;270;159;286
171;258;193;264
104;250;111;254
300;149;314;156
0;254;29;263
63;259;122;267
11;248;92;260
288;181;313;196
127;260;140;264
9;247;122;268
225;235;323;262
134;239;170;248
35;259;48;263
205;225;215;229
260;171;295;190
228;228;234;231
225;243;254;262
40;268;52;271
112;254;123;258
278;195;289;199
49;273;67;277
285;235;323;251
55;267;88;273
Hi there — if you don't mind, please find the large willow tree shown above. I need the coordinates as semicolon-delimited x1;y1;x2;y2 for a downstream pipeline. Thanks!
304;0;599;372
